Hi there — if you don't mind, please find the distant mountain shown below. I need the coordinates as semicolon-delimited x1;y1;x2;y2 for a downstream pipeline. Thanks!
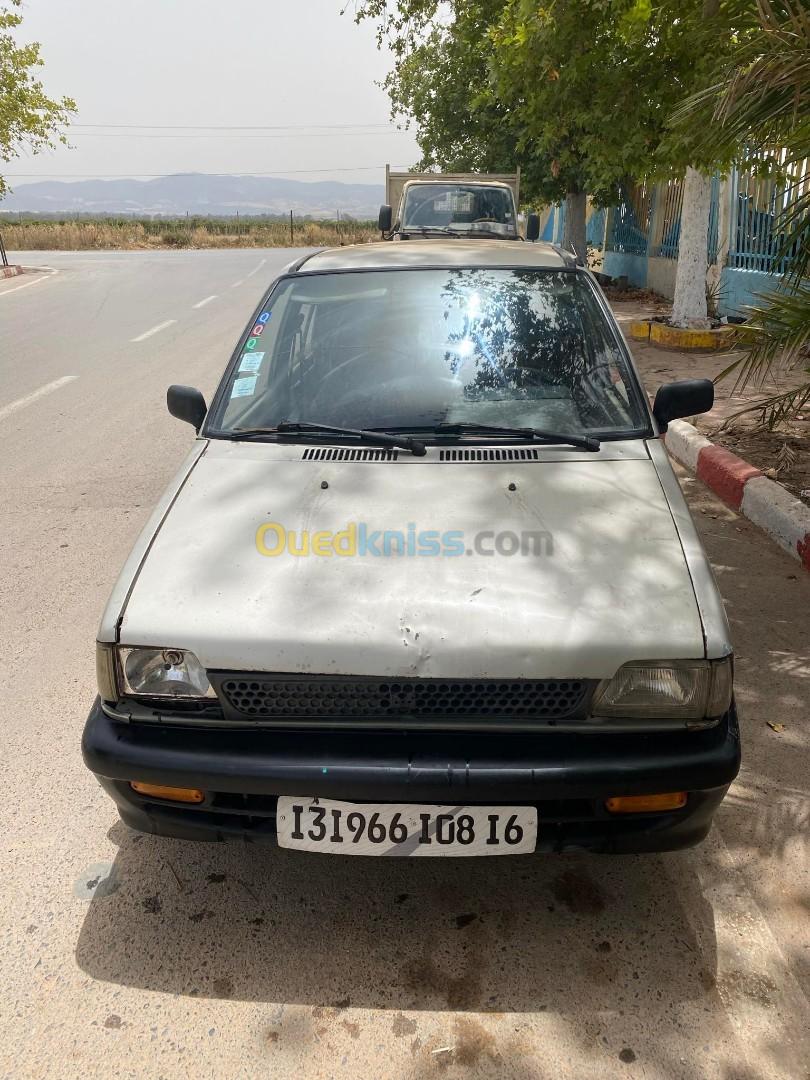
0;173;385;219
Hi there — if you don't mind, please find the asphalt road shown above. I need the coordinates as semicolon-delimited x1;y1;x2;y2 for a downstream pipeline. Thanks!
1;250;808;1080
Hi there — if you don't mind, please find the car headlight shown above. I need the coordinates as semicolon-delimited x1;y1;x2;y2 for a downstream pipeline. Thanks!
592;658;732;721
96;644;215;700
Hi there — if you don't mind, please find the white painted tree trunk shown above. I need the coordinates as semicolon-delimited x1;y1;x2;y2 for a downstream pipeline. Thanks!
563;190;587;264
671;167;712;329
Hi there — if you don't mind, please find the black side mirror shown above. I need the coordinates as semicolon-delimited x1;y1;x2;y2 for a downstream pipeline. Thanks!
167;384;207;432
526;212;540;242
652;379;714;433
378;204;393;234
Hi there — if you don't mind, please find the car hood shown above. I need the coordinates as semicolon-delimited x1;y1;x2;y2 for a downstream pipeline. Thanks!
118;441;705;679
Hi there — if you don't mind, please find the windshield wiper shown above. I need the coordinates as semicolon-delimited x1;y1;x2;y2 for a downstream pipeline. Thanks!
432;422;600;452
401;226;467;237
233;420;427;456
403;225;511;238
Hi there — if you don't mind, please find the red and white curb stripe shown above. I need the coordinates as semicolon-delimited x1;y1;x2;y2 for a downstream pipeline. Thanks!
0;265;24;279
665;418;810;572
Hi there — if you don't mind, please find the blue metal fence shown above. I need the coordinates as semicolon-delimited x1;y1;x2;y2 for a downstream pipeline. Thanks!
586;206;606;249
608;184;653;255
543;165;802;275
657;218;680;259
539;209;556;242
599;161;807;316
707;174;720;264
610;174;720;263
538;202;606;249
728;156;808;273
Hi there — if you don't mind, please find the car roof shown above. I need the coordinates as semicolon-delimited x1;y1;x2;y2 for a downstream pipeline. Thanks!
295;240;574;274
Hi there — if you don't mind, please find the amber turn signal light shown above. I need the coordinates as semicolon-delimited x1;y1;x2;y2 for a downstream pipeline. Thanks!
605;792;687;814
130;781;205;803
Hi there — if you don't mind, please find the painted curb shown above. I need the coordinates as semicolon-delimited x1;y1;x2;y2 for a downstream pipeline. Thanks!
628;320;651;341
663;418;713;472
665;419;810;571
696;445;761;511
742;477;810;571
0;265;24;279
649;321;736;351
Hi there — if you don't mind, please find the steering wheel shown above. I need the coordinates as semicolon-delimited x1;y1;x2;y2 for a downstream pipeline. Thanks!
309;346;420;408
315;374;461;425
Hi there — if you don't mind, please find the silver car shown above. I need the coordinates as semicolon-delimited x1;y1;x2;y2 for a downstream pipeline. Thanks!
83;240;739;856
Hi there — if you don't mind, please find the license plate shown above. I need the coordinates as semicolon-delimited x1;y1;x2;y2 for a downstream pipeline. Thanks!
276;797;537;856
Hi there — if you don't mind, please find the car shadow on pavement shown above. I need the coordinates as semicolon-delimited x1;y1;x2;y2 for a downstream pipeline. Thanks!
76;821;719;1021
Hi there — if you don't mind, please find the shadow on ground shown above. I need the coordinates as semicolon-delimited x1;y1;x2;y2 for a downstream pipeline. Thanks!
76;822;718;1018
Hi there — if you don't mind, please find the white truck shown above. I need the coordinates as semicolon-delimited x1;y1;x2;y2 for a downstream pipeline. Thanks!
378;165;538;241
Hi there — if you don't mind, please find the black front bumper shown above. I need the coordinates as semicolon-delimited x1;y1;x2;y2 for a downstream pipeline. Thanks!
82;698;740;853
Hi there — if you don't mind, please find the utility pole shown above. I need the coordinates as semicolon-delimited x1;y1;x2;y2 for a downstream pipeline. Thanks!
290;210;294;245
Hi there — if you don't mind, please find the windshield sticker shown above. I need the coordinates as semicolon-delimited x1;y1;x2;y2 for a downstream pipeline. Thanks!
245;337;258;350
251;323;265;336
257;311;271;324
238;352;264;373
231;375;258;399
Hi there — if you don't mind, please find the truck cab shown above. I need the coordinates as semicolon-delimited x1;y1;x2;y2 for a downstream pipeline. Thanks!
378;167;538;241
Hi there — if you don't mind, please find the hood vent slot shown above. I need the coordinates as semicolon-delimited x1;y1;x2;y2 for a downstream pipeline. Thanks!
439;447;541;462
301;447;399;462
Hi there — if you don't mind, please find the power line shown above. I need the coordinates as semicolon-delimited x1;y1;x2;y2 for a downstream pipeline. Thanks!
69;122;400;132
66;130;410;140
3;165;410;178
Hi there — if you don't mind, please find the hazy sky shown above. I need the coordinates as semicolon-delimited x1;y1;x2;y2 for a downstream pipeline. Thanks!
7;0;421;185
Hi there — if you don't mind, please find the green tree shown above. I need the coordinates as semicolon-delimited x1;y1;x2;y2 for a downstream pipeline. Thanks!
487;0;714;262
494;0;752;328
354;0;739;293
354;2;554;197
0;0;75;197
656;0;754;328
671;0;810;420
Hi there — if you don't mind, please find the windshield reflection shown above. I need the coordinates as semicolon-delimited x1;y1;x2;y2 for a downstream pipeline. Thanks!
214;269;646;438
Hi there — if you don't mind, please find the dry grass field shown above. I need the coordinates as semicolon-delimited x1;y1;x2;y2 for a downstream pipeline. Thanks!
0;217;379;250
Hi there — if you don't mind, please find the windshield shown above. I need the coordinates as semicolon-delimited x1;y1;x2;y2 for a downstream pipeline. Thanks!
211;268;649;439
401;184;515;235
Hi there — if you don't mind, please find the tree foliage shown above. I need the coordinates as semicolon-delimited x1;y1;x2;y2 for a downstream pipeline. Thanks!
353;1;550;195
674;0;810;422
0;0;75;196
353;0;805;347
488;0;725;202
353;0;735;206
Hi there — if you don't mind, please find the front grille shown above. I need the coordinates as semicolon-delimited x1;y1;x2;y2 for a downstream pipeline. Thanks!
216;675;591;722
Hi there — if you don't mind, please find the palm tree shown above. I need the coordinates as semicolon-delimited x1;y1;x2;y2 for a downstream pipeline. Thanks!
673;0;809;427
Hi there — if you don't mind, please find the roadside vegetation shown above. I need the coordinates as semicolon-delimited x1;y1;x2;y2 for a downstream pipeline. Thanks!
355;0;809;427
0;1;74;198
355;0;744;328
674;0;810;429
0;216;379;250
